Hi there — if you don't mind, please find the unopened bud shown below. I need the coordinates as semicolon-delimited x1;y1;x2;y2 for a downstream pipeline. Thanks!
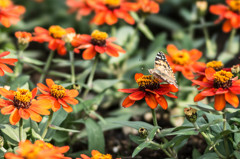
231;65;240;74
184;107;197;123
73;84;81;91
0;136;4;148
138;127;148;138
62;32;76;43
196;0;208;17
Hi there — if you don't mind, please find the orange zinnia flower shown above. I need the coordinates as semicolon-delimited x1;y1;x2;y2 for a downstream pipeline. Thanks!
192;68;240;111
0;51;18;76
209;0;240;32
79;150;120;159
5;140;71;159
71;30;125;60
0;88;52;125
15;31;32;45
91;0;139;25
166;44;203;80
32;25;75;55
66;0;102;20
137;0;160;14
118;73;178;109
0;0;25;28
37;79;79;112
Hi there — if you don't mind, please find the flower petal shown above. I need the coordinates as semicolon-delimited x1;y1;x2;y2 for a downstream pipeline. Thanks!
214;94;226;111
205;68;215;81
19;108;30;119
62;96;79;105
118;88;139;93
156;95;168;110
46;79;55;88
167;44;178;57
145;94;158;109
194;93;206;102
0;88;14;100
222;20;232;33
52;100;61;112
27;109;42;122
1;105;15;114
200;88;215;96
225;91;239;108
82;46;97;60
37;83;50;94
122;96;135;108
192;80;213;88
135;73;144;81
10;109;20;125
66;89;79;97
129;91;145;100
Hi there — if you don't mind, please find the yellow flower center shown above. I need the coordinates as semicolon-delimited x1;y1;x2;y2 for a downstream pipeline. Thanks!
136;75;159;90
0;0;11;8
229;0;240;13
105;0;120;7
213;70;233;89
13;89;32;109
206;61;223;71
91;153;112;159
50;84;66;99
172;51;190;65
49;25;67;39
91;30;108;46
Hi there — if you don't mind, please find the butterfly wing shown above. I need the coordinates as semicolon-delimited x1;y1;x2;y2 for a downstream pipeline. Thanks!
149;52;178;88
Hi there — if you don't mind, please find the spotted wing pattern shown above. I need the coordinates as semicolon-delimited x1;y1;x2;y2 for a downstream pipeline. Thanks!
148;52;178;88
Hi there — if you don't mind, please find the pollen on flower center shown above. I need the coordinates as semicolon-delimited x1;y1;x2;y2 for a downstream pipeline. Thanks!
49;25;67;39
50;84;66;99
136;75;159;90
206;61;223;71
13;89;32;109
172;51;190;65
213;70;233;89
91;153;112;159
91;30;108;46
0;0;11;8
229;0;240;13
105;0;121;9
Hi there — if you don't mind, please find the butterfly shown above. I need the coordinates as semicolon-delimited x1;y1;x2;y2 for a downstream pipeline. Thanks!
148;51;178;88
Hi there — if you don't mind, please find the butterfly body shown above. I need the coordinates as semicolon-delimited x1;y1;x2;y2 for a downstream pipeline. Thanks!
148;52;178;88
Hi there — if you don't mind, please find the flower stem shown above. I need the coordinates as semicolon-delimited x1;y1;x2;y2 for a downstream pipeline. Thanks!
39;50;55;83
223;113;230;157
193;122;226;159
151;109;158;127
69;50;75;84
19;119;23;141
83;54;99;99
41;110;53;139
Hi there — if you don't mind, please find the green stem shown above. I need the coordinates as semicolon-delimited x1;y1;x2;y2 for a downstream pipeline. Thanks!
39;50;55;83
0;147;7;153
19;119;23;141
69;51;75;84
193;122;226;159
151;109;158;126
223;113;230;157
83;54;99;99
41;110;53;139
227;29;236;54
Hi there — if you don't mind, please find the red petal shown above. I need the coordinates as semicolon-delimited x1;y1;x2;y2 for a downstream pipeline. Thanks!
192;80;213;88
135;73;144;81
118;88;139;93
31;88;38;99
122;96;135;108
0;51;10;57
200;88;215;96
10;109;20;125
214;94;226;111
129;91;145;100
225;91;239;108
145;93;158;109
209;4;228;15
205;68;215;81
82;46;97;60
194;93;206;102
222;20;232;33
156;95;168;110
229;86;240;94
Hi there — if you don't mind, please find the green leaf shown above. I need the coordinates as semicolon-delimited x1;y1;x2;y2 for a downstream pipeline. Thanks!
138;23;154;40
0;124;26;145
148;126;159;140
49;125;80;133
234;151;240;159
132;141;151;157
198;152;218;159
10;75;30;90
93;79;120;93
113;121;154;130
192;148;201;159
162;135;189;149
85;118;105;153
53;131;69;143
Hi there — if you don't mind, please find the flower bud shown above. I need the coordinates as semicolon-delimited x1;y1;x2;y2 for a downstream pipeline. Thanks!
73;84;81;91
0;136;4;148
196;0;208;17
184;107;197;123
138;127;148;138
231;64;240;78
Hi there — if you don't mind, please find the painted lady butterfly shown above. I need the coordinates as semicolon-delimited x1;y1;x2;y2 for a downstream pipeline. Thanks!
148;51;178;88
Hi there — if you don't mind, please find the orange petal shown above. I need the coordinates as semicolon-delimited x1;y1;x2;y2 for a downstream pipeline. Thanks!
80;154;91;159
225;91;239;108
1;105;15;114
9;109;20;125
92;150;100;156
129;91;145;100
105;11;118;25
0;63;13;73
118;88;139;93
0;51;10;57
19;108;30;119
37;83;50;93
46;79;55;88
205;68;216;81
122;96;135;108
222;20;232;33
135;73;144;81
62;96;78;105
91;11;106;25
58;99;73;112
0;99;14;107
27;109;42;122
52;100;61;112
0;88;14;100
166;44;178;57
82;46;97;60
105;46;119;57
156;95;168;110
194;93;206;102
66;89;79;97
63;105;73;112
214;94;226;111
189;49;202;61
31;88;38;99
33;99;53;109
209;4;228;15
145;94;158;109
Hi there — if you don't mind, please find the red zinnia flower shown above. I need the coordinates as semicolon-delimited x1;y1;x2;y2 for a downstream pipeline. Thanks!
0;0;25;28
37;79;79;112
0;88;52;125
5;140;70;159
209;0;240;32
137;0;160;14
193;68;240;111
0;51;18;76
166;44;203;80
91;0;139;25
32;25;75;55
71;30;125;60
118;73;178;109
